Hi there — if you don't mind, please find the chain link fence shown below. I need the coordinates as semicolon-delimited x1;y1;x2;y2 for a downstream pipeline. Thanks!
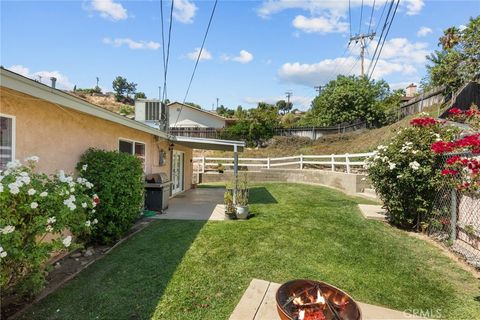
431;152;480;269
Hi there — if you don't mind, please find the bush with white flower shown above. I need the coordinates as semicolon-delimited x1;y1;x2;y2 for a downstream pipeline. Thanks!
0;157;98;298
366;115;458;230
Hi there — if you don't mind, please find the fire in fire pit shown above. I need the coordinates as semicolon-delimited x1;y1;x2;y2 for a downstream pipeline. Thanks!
276;279;361;320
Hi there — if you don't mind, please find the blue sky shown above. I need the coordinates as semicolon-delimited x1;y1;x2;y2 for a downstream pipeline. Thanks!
1;0;479;110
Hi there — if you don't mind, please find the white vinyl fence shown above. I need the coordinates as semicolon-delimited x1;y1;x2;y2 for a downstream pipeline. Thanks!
193;152;374;174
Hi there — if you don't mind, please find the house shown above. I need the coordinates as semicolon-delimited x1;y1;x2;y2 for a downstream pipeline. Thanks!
139;101;235;139
1;68;244;196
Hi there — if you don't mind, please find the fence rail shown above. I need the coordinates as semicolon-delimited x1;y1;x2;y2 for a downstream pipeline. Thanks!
193;152;374;174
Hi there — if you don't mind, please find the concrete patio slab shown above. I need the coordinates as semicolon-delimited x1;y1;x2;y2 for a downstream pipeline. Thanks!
151;188;227;221
358;204;387;221
230;279;429;320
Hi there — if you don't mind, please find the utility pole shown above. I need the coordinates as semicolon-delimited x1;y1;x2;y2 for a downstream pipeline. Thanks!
349;32;375;77
314;86;323;96
216;97;219;110
96;77;99;88
158;86;162;101
285;91;292;104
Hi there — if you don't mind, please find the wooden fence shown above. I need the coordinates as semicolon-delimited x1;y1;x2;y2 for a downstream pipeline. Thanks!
193;152;374;174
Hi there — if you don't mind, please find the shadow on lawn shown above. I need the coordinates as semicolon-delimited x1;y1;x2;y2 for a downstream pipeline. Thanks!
20;219;207;320
249;187;277;204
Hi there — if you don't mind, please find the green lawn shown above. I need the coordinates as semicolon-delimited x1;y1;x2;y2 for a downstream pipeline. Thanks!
22;183;480;320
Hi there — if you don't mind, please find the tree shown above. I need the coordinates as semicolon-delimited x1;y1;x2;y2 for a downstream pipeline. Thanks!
112;76;137;102
276;100;293;115
185;102;202;109
216;105;235;117
221;102;280;146
302;75;391;127
134;92;146;99
112;76;128;101
439;27;460;50
425;16;480;93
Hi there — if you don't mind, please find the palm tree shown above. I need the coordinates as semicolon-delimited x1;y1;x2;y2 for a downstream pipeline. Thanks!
439;27;460;50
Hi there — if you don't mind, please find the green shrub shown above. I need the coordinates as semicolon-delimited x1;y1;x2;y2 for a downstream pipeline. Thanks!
366;115;457;230
119;104;134;115
76;149;144;244
0;157;94;298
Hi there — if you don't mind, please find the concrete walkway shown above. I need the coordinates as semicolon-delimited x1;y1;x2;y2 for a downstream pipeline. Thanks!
358;204;387;221
151;187;227;221
230;279;428;320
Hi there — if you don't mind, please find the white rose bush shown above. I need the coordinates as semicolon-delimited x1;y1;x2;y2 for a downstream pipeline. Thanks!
0;157;98;298
366;115;458;230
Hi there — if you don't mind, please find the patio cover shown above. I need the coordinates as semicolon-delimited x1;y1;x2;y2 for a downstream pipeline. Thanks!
170;136;245;152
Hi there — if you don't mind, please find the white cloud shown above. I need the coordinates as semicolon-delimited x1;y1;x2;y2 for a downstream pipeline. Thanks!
278;56;416;87
223;50;254;64
257;0;424;35
8;65;73;90
403;0;424;15
173;0;198;24
91;0;128;21
367;38;429;64
103;37;160;50
277;38;427;87
292;15;348;34
186;48;213;61
417;26;432;37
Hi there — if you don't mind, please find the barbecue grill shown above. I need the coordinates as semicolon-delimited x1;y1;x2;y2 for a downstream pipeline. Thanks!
145;173;171;212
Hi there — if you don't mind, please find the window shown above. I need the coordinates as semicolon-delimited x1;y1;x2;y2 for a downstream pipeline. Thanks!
118;139;146;168
0;115;15;170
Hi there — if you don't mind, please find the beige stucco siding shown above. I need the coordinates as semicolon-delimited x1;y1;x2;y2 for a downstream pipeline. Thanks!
1;88;193;190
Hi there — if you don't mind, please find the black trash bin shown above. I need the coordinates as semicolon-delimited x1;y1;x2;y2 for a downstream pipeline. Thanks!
144;173;171;212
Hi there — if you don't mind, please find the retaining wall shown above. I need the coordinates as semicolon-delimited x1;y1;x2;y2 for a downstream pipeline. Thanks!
200;169;368;195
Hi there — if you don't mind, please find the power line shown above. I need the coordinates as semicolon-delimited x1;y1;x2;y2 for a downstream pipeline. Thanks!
358;0;364;35
161;0;174;103
367;0;376;34
348;0;352;38
175;0;218;127
366;0;394;77
368;0;400;79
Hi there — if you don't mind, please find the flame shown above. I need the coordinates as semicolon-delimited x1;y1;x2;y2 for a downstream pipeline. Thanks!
298;309;305;320
316;288;325;304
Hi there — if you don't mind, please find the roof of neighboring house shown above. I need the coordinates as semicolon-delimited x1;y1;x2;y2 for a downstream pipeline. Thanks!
172;136;245;152
168;101;229;121
0;68;169;139
171;119;208;128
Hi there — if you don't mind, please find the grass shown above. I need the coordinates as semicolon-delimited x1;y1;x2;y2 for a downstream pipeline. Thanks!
22;183;480;320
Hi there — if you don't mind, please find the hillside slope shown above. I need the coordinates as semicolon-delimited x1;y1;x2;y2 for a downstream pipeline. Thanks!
198;105;443;158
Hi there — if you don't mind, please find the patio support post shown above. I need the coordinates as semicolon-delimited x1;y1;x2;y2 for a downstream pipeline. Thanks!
233;144;239;205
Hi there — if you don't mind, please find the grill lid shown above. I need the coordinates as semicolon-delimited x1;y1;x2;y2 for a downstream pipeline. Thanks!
145;172;170;184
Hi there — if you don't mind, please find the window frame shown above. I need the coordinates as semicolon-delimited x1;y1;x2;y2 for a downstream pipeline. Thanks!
0;113;16;169
118;137;147;171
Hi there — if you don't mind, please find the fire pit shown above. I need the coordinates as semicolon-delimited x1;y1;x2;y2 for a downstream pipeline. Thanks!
276;279;361;320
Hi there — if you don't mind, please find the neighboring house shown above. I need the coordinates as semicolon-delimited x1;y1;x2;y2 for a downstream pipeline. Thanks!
1;68;243;196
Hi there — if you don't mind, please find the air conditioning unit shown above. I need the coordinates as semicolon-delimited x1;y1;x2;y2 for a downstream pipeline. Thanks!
134;99;168;131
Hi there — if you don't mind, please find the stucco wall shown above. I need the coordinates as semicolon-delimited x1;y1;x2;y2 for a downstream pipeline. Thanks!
169;103;226;128
1;87;193;190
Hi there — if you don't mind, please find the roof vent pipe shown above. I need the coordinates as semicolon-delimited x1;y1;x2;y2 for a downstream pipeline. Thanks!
50;77;57;88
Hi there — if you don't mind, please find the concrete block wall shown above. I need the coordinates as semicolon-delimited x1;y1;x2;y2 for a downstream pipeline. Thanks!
200;169;368;196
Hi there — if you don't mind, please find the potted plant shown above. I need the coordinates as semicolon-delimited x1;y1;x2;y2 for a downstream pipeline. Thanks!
217;163;225;174
224;190;236;219
235;173;249;219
